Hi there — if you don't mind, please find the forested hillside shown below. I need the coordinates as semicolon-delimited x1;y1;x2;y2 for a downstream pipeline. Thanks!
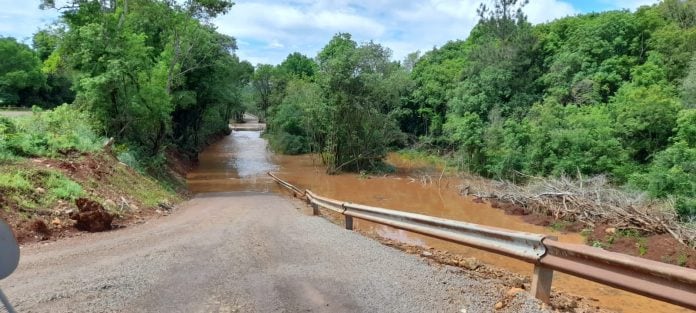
258;0;696;219
1;0;251;164
0;0;246;241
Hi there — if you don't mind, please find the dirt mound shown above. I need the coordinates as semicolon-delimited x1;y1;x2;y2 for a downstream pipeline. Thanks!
70;198;113;232
587;224;696;268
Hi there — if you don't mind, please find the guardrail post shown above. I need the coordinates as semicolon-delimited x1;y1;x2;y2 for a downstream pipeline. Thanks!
531;264;554;304
531;236;556;304
345;215;353;230
311;203;318;216
342;204;353;230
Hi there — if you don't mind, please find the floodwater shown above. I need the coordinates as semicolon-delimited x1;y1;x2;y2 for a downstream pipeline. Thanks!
188;129;688;313
187;131;278;193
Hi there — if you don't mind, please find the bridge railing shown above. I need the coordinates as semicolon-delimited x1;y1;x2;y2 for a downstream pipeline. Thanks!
268;172;696;310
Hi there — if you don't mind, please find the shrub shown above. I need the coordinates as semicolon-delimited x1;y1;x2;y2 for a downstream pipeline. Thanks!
0;116;16;161
631;141;696;218
676;197;696;218
6;105;102;157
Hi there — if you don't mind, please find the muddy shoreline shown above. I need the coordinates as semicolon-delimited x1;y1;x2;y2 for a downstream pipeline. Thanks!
268;152;691;313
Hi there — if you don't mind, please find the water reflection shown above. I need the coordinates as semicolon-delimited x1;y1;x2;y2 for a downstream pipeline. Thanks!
187;131;277;193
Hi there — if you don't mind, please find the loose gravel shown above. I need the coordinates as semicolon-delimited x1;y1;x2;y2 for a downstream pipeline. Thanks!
1;192;549;313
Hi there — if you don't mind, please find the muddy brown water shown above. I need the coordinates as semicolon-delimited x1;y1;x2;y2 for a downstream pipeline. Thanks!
187;131;278;193
188;130;688;313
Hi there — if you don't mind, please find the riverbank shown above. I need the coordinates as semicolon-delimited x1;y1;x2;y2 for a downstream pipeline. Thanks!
270;152;691;313
391;150;696;268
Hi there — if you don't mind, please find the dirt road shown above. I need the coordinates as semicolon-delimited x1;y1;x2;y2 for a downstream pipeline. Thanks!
1;192;547;313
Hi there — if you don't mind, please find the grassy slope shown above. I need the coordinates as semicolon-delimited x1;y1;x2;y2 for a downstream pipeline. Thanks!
0;152;184;243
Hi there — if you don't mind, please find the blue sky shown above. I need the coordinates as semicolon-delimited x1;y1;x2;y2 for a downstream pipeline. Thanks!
0;0;658;65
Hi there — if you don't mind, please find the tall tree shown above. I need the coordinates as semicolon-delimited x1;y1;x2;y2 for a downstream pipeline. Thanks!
0;38;45;106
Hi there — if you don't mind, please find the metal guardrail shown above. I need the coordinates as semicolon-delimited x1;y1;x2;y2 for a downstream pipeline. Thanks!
268;172;303;196
268;172;696;310
343;202;547;262
541;239;696;309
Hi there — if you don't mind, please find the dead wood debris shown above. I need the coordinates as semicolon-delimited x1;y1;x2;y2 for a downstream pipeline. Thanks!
467;175;696;248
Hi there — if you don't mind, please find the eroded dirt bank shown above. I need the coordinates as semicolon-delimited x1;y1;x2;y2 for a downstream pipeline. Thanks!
0;152;184;244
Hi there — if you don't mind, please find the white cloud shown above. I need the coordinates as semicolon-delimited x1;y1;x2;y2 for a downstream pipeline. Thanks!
525;0;578;23
0;1;61;42
214;0;578;64
0;0;580;64
268;39;284;49
603;0;659;10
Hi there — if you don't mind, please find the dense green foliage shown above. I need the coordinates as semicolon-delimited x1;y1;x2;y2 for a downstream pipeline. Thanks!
0;105;101;161
1;0;252;168
0;33;74;108
261;35;408;172
259;0;696;218
0;37;44;106
2;0;695;218
50;0;252;158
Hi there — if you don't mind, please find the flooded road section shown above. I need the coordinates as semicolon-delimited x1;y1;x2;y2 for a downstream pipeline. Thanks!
187;131;278;193
189;130;687;313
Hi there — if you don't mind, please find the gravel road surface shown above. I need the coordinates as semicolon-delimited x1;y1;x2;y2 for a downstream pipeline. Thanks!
1;192;548;313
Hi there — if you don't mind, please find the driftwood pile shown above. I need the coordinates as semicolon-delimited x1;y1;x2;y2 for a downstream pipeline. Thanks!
469;175;696;248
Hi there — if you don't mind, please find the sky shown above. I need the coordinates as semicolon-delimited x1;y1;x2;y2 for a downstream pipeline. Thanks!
0;0;658;65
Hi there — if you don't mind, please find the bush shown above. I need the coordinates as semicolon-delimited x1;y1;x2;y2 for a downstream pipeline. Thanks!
5;105;102;157
115;145;145;173
266;79;319;155
676;197;696;218
0;116;16;161
631;141;696;218
269;132;308;155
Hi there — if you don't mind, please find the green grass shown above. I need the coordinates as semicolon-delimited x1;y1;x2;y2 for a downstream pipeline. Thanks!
549;220;570;232
0;110;32;118
677;253;688;267
0;105;102;160
0;166;85;215
45;172;84;200
0;172;33;191
108;162;180;207
396;149;448;168
591;240;606;249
